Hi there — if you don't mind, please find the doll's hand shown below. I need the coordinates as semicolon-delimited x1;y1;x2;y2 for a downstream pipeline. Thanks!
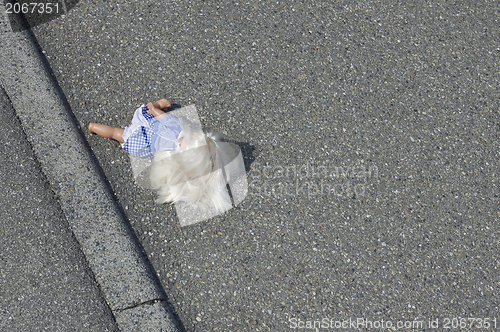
147;102;167;120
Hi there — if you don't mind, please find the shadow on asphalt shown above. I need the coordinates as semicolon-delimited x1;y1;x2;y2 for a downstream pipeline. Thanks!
168;103;258;173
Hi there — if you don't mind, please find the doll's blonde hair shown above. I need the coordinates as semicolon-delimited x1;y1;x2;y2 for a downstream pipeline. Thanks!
149;129;233;214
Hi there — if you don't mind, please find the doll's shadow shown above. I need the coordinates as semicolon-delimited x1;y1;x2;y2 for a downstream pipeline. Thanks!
167;104;256;172
222;140;257;173
166;103;183;112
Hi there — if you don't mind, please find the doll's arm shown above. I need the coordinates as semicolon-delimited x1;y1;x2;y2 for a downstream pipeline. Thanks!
147;99;171;120
152;99;171;110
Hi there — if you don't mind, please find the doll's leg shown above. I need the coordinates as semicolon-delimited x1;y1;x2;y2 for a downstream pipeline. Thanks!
88;123;125;143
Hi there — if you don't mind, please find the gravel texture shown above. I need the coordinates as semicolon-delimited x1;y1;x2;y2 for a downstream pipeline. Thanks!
28;0;499;330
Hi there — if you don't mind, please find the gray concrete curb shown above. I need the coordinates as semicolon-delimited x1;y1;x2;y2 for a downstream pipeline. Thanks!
0;7;180;332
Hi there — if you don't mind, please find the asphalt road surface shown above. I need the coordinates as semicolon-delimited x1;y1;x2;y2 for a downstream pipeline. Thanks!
24;0;500;330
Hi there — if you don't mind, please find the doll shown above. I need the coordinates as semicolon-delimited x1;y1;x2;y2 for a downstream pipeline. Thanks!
89;99;247;226
89;99;181;158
